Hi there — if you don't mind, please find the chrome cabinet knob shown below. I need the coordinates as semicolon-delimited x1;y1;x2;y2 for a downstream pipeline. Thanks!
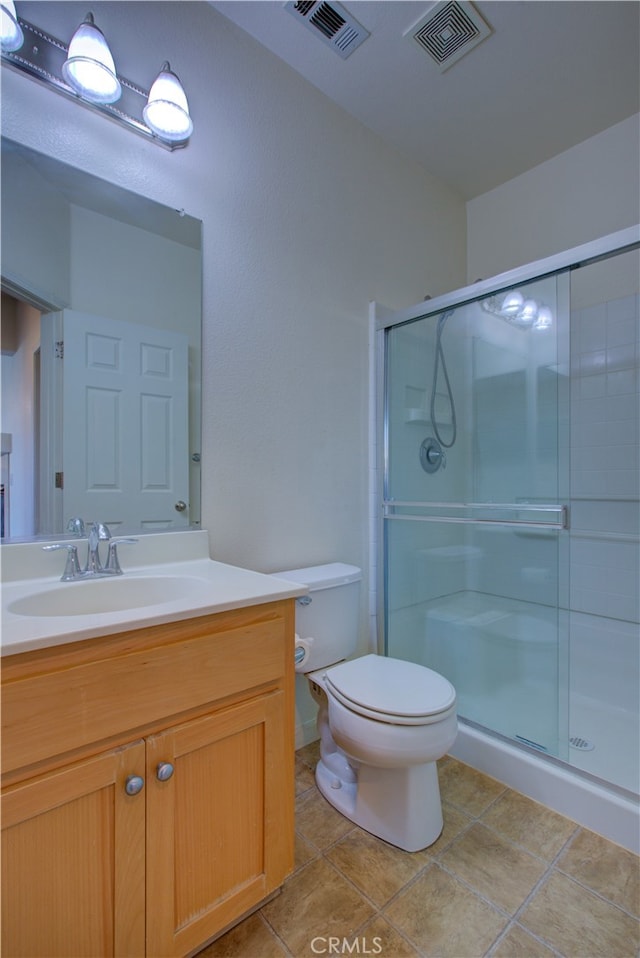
125;775;144;795
156;761;175;782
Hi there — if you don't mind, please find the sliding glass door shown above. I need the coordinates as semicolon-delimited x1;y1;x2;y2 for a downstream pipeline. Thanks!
384;272;570;758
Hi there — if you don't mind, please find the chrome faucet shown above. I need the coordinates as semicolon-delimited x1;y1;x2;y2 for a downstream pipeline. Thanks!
44;518;138;581
85;521;111;574
66;516;86;538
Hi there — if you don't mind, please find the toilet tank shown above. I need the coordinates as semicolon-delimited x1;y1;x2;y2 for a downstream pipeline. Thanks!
272;563;361;673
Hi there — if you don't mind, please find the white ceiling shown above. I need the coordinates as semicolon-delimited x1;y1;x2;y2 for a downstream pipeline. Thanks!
209;1;640;199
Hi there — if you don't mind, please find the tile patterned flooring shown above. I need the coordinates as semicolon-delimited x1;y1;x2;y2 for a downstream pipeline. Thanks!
199;744;640;958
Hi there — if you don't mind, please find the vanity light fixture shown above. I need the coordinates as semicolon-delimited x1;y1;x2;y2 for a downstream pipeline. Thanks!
481;290;553;331
0;7;193;149
143;62;193;143
0;0;23;52
62;12;121;105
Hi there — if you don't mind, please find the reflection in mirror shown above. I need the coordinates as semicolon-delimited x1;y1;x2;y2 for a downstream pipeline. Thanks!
1;138;202;541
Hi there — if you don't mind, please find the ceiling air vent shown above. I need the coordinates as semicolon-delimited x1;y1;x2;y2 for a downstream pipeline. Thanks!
285;1;370;59
407;1;492;72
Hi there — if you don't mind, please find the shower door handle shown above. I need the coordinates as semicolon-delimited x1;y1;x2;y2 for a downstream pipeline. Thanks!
383;501;569;529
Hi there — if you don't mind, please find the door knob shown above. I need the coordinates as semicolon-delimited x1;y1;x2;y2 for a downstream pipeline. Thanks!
156;761;175;782
124;774;144;795
174;500;187;512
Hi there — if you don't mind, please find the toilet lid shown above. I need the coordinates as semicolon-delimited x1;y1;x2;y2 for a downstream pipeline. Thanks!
324;654;456;723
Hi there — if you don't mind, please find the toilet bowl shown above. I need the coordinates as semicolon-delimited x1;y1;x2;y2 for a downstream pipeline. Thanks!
309;654;457;851
272;563;458;852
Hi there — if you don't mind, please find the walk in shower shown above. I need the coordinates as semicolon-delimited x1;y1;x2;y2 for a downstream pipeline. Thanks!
377;228;639;848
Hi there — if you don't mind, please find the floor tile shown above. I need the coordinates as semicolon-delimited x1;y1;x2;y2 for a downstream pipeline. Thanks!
358;914;421;956
295;752;317;795
294;831;319;871
481;788;577;861
196;747;640;958
261;858;375;956
196;913;287;957
439;823;547;914
384;862;507;957
519;871;640;958
557;828;640;917
438;759;506;817
491;922;558;957
326;828;431;906
297;741;321;769
431;802;473;854
295;786;355;850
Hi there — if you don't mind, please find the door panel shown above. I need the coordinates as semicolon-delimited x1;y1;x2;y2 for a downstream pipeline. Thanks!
62;310;189;532
146;692;290;957
384;273;570;758
1;741;146;958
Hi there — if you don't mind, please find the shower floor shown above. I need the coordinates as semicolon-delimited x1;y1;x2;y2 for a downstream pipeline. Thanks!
387;591;639;796
569;693;639;794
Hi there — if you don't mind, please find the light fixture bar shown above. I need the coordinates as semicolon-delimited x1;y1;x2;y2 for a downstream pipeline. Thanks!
1;17;187;150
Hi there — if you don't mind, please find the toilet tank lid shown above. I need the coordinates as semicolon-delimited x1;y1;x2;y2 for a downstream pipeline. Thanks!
272;562;361;591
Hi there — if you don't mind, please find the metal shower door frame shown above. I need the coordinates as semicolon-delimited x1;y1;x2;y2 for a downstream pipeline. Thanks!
373;224;639;756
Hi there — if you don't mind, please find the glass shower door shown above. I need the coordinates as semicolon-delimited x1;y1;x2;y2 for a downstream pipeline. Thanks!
384;272;570;758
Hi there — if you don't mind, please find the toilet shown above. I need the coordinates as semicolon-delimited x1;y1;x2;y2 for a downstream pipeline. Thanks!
274;563;457;852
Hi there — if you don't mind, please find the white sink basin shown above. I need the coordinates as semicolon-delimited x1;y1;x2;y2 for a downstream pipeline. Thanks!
8;575;207;618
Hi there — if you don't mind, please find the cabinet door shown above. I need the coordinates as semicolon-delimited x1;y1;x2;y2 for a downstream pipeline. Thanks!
1;741;146;958
146;691;294;957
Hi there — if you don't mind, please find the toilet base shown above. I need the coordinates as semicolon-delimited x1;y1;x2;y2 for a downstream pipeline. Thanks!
315;753;444;852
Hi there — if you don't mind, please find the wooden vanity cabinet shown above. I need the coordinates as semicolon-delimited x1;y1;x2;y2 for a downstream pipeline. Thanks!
1;600;296;958
2;740;147;957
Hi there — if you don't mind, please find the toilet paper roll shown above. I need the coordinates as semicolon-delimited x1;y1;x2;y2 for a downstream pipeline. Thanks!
294;635;314;672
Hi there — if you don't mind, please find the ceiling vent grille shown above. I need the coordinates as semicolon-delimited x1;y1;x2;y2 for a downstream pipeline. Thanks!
407;1;491;72
285;1;370;59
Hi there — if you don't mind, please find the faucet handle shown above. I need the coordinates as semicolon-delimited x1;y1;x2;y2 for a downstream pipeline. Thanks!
105;537;138;574
43;543;82;581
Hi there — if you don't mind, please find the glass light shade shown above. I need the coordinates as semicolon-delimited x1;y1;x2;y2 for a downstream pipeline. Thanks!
62;13;121;104
501;290;524;316
514;298;538;327
1;0;24;52
143;62;193;142
534;305;553;330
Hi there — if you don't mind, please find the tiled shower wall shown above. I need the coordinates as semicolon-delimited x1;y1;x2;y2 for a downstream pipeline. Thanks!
569;292;639;745
370;288;640;714
569;292;639;622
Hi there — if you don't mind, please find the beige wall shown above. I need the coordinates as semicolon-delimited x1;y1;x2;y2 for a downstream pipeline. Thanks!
1;1;467;741
467;114;640;282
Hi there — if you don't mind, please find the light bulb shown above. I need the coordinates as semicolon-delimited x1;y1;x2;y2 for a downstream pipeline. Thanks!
62;13;121;104
501;290;524;316
516;299;538;327
143;62;193;142
1;0;23;52
534;305;553;330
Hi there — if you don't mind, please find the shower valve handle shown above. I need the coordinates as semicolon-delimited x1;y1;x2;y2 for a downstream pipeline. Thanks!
420;437;446;474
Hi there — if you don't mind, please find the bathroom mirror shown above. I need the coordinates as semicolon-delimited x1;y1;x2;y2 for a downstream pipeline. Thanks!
0;138;202;540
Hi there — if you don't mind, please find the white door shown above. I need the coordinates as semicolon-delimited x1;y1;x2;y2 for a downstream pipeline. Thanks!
62;311;190;533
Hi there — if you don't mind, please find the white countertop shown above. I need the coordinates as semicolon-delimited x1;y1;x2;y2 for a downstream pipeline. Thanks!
1;531;306;656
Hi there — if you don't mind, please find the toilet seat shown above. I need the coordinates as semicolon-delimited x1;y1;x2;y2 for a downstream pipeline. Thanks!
323;654;456;726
